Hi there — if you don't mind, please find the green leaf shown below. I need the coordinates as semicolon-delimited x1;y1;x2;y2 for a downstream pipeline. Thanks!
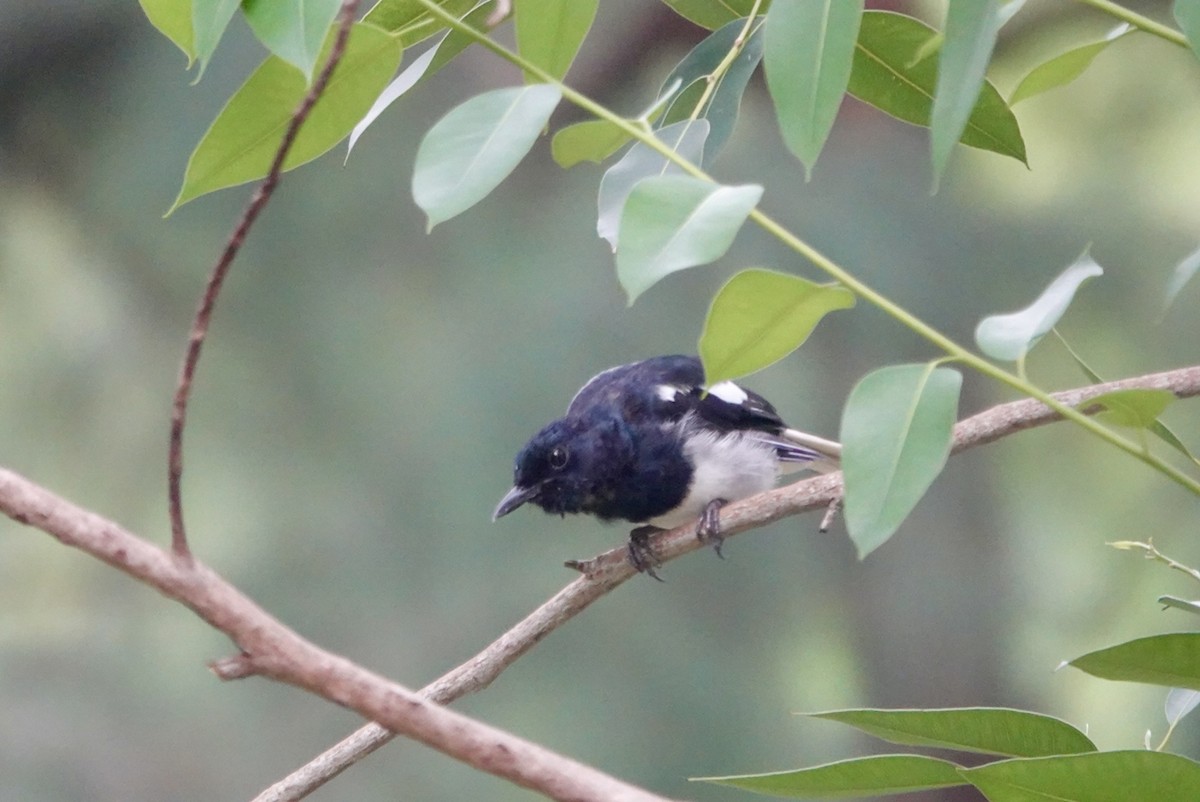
962;751;1200;802
812;708;1096;758
699;269;855;385
1070;633;1200;690
515;0;598;82
1010;26;1131;105
697;755;966;798
931;1;1004;183
552;119;635;167
364;0;477;47
170;23;403;212
596;119;709;249
765;0;863;177
139;0;195;63
1176;1;1200;63
840;362;961;558
660;17;766;163
192;0;240;76
1163;244;1200;314
660;0;772;30
348;2;495;156
1166;688;1200;727
616;176;762;303
1159;597;1200;616
1086;388;1176;431
242;0;343;79
848;11;1026;164
413;84;562;229
974;250;1102;362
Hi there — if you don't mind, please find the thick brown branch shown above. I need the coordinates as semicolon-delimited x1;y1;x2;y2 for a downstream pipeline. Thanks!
257;364;1200;800
0;468;673;802
167;0;361;559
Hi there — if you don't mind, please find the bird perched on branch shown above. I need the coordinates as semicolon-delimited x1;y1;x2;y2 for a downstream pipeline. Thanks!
493;355;841;577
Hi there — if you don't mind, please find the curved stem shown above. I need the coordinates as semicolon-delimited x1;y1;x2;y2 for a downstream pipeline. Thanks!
411;0;1200;497
1073;0;1190;47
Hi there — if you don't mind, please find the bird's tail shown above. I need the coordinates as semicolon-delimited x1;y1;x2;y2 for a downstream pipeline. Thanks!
781;427;841;474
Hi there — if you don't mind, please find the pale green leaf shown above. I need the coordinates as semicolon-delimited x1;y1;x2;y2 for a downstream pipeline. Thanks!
1176;1;1200;63
192;0;240;76
697;755;966;798
660;0;772;30
975;250;1102;362
1086;388;1176;431
364;0;477;46
931;1;1004;183
1166;688;1200;727
1163;244;1200;314
660;17;765;163
596;119;709;249
171;23;403;212
812;708;1096;757
1010;27;1131;105
242;0;342;79
848;11;1026;164
413;84;562;229
841;362;961;558
139;0;195;63
616;176;762;303
552;119;634;168
515;0;598;82
1071;633;1200;690
699;269;855;386
764;0;862;177
962;751;1200;802
1160;597;1200;616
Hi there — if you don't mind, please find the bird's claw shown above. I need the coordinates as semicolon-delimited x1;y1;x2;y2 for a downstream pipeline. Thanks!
697;498;727;558
627;525;664;581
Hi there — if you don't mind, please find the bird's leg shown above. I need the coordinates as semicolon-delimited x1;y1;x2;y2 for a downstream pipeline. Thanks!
697;498;728;558
627;525;665;581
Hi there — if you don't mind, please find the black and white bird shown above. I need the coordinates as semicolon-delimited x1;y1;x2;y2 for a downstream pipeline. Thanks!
492;355;840;575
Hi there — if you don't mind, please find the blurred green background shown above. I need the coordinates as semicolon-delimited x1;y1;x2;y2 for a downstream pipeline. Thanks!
2;1;1199;800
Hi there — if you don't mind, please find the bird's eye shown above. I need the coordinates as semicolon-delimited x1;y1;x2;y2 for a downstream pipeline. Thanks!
548;446;569;469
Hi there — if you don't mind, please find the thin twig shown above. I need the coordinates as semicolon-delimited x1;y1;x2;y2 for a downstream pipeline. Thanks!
167;0;362;559
255;365;1200;801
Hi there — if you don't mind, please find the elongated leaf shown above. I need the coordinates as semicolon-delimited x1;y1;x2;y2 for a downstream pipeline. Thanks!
848;11;1026;164
699;269;855;385
661;0;771;30
596;119;709;249
617;176;761;303
192;0;240;76
660;17;766;163
1163;243;1200;314
243;0;342;79
349;2;494;155
140;0;195;63
841;362;961;558
812;708;1096;758
1071;633;1200;690
515;0;598;82
1160;597;1200;616
171;23;403;212
931;1;1003;182
1085;388;1176;430
765;0;863;177
962;751;1200;802
413;84;561;229
1166;688;1200;727
1176;1;1200;63
975;251;1102;362
364;0;477;46
697;755;966;798
1010;26;1131;105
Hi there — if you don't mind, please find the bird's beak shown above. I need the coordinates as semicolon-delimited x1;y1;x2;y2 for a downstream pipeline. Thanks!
493;485;537;521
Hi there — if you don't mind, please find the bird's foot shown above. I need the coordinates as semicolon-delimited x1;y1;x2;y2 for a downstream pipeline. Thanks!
627;525;665;581
697;498;728;558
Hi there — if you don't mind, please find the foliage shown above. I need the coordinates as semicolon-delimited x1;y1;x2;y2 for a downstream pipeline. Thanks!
137;0;1200;798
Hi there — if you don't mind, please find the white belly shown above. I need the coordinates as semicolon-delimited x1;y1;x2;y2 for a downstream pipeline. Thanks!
647;430;779;529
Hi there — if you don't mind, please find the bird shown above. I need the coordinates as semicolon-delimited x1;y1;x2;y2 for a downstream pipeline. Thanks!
492;355;841;577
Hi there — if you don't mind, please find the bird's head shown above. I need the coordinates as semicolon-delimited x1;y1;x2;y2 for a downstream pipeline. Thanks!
493;412;632;521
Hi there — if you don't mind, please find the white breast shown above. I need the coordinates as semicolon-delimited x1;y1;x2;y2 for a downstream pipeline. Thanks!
647;428;779;529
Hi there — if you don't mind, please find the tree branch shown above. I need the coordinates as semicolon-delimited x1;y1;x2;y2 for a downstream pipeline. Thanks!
167;0;361;559
256;365;1200;800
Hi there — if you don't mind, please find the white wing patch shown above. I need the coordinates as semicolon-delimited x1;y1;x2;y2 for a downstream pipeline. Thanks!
656;384;683;402
707;380;749;405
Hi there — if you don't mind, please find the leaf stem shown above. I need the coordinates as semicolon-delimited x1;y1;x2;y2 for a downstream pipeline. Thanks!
410;0;1200;498
1072;0;1189;47
687;6;765;123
